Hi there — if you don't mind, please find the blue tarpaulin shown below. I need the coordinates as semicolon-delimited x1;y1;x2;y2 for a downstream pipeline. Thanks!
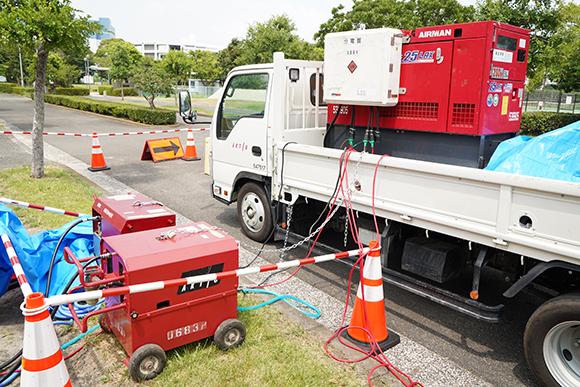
0;203;94;298
485;120;580;182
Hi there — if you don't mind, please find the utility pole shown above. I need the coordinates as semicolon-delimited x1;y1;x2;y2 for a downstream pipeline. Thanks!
18;45;24;87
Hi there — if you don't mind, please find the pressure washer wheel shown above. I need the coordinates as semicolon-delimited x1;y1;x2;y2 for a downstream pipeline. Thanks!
214;318;246;351
98;314;112;333
128;344;167;381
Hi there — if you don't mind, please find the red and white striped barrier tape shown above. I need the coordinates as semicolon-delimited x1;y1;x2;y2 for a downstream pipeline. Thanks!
47;247;370;307
0;197;87;217
1;128;208;137
2;234;33;297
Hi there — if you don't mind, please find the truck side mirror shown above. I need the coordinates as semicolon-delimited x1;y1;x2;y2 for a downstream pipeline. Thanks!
178;90;197;124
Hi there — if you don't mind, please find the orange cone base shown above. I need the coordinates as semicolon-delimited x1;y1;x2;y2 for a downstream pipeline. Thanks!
88;165;110;172
183;156;200;161
340;327;400;353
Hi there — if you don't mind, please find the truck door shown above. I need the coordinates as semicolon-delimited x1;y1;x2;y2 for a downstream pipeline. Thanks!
211;72;270;203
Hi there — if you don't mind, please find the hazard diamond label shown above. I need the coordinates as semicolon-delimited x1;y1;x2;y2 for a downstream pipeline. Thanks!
347;61;357;73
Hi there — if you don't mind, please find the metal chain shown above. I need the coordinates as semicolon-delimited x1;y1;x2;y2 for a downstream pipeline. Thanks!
280;205;293;261
344;212;349;247
239;198;344;254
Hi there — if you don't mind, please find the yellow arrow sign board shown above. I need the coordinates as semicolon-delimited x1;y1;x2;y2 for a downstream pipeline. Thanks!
141;137;185;163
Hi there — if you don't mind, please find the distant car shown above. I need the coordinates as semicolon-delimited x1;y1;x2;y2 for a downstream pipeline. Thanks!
0;76;6;82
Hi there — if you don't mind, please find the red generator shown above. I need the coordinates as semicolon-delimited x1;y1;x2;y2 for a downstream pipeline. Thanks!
323;21;530;168
70;222;242;381
92;193;176;255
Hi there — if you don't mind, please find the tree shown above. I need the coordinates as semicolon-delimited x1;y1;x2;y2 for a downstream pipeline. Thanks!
190;50;222;86
95;38;142;68
218;38;243;84
543;2;580;92
0;43;31;85
314;0;475;47
133;57;173;109
0;0;102;178
238;14;322;65
160;50;192;86
108;43;138;100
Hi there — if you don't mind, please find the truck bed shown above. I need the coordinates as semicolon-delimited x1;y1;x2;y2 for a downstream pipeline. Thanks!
274;143;580;266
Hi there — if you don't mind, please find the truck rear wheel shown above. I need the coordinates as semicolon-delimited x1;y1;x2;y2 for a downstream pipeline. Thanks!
524;293;580;387
237;182;273;242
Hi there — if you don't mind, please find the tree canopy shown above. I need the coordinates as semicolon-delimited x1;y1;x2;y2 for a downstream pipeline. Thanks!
160;50;192;86
0;0;102;178
314;0;476;46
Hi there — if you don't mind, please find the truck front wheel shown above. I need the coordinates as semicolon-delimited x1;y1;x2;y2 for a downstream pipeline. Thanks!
237;182;273;242
524;293;580;387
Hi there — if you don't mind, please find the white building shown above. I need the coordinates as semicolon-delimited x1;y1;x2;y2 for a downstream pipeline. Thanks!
133;35;221;59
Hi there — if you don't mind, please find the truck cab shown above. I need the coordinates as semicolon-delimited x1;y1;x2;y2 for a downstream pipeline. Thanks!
209;54;326;241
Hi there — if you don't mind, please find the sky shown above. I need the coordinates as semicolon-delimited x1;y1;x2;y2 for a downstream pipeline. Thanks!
70;0;479;49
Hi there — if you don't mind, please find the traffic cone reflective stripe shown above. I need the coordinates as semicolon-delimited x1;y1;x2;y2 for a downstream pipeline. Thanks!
341;241;400;352
183;128;200;161
88;132;110;171
21;292;71;387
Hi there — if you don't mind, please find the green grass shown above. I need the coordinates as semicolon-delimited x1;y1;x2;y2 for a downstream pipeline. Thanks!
152;292;367;387
0;166;101;230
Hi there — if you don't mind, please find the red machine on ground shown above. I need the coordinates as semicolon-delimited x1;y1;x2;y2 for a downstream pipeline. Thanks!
67;195;244;381
324;21;530;168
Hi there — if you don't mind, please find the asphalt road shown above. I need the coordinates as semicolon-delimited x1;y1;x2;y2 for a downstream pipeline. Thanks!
0;93;545;387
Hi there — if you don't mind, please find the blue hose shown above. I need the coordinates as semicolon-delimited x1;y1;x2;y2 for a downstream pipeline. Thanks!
238;289;321;318
51;299;104;325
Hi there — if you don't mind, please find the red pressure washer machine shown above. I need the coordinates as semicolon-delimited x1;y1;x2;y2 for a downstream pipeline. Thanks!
65;196;244;381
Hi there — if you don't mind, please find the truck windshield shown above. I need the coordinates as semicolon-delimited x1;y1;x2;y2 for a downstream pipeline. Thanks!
217;73;269;140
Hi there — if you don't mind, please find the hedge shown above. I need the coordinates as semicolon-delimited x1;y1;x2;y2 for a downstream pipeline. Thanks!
12;87;34;96
111;87;139;97
43;94;176;125
0;83;17;93
54;87;90;96
98;85;113;95
520;112;580;137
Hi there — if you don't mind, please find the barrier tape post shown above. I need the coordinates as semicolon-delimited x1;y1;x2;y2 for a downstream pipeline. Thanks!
0;197;87;218
2;234;33;298
183;128;200;161
88;132;110;172
340;240;400;352
20;292;72;387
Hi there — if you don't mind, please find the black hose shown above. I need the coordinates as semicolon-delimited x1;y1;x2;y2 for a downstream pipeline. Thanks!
45;216;99;297
323;104;343;147
0;357;21;384
0;350;21;372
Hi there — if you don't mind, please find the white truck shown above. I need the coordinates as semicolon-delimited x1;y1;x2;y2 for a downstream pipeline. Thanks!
181;22;580;387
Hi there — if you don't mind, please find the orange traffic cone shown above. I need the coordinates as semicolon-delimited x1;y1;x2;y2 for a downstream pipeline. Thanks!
20;292;72;387
183;128;200;161
341;241;400;352
88;132;110;171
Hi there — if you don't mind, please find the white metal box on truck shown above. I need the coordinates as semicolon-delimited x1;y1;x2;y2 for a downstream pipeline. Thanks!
324;28;404;106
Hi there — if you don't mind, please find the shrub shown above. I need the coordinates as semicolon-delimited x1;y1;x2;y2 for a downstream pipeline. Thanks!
54;87;90;96
43;94;176;125
0;83;17;93
12;87;34;97
111;87;139;97
521;112;580;137
98;85;113;95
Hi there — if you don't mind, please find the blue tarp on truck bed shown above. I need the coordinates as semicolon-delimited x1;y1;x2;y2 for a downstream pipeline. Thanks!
485;120;580;182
